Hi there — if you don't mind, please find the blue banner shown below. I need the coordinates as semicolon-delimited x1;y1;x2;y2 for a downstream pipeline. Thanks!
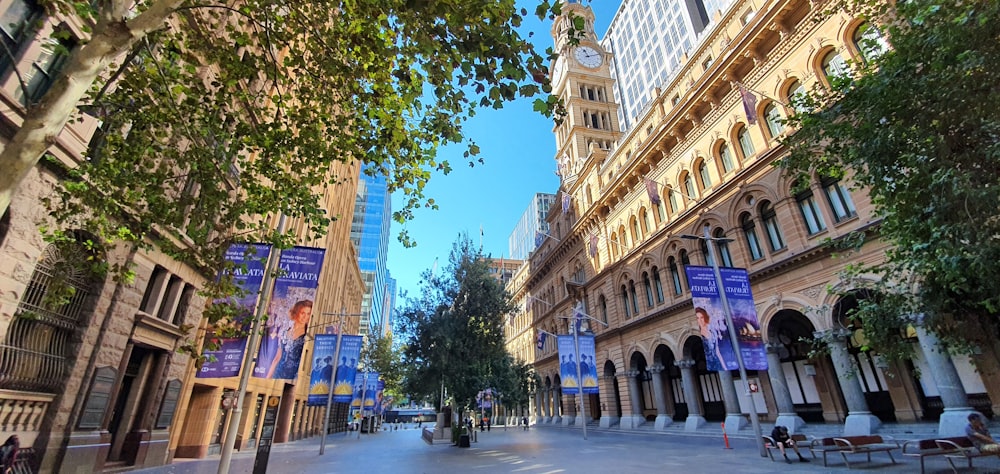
253;247;326;380
350;371;380;415
375;380;386;415
197;243;271;379
306;334;336;406
684;266;767;371
557;335;599;395
331;335;362;403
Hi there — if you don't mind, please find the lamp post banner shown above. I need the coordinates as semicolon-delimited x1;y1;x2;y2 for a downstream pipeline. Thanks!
557;335;599;395
685;265;767;371
330;335;363;403
253;246;326;379
198;243;271;379
306;334;336;406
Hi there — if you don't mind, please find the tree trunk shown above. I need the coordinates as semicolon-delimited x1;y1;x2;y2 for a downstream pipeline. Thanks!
0;0;183;215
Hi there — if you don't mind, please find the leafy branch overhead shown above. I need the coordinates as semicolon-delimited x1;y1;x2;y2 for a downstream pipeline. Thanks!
0;0;585;276
778;0;1000;358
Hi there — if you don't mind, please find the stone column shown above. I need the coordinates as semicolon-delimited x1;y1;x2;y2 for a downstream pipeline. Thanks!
676;359;706;431
533;391;542;422
648;364;672;429
620;370;646;429
599;375;620;428
911;314;978;436
817;329;880;435
718;370;748;431
551;385;562;424
541;388;550;422
766;343;806;432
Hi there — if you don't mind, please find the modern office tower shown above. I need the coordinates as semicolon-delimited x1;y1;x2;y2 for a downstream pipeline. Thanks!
509;0;995;437
508;193;556;260
352;166;392;338
601;0;735;131
381;274;397;337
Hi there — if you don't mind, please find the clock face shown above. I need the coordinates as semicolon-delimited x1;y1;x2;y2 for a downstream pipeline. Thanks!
574;46;603;68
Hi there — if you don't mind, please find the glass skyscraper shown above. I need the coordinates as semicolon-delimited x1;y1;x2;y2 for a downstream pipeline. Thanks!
351;166;391;337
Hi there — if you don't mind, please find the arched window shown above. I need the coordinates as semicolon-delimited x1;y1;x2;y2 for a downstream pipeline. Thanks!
668;189;679;215
821;50;850;83
641;209;652;235
760;201;786;251
629;280;639;315
737;125;756;159
698;161;712;190
619;225;629;249
2;236;96;393
763;103;785;138
853;22;888;64
718;143;735;174
821;175;857;222
656;200;666;223
741;212;764;260
643;272;654;308
714;228;734;267
630;218;640;242
679;250;691;286
684;174;697;199
795;181;827;234
786;79;807;113
599;295;608;323
668;257;683;295
652;266;664;303
610;233;619;258
621;285;631;318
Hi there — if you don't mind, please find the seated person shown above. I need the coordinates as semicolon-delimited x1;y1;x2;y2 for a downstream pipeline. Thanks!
770;425;809;463
966;413;1000;454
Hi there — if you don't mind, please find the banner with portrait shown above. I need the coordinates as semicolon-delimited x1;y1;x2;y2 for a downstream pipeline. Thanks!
252;246;326;380
684;265;767;371
557;335;599;395
197;243;271;378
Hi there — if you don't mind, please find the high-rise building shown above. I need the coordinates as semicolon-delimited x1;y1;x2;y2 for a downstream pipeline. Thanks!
351;166;392;337
602;0;735;131
508;193;556;259
381;274;396;337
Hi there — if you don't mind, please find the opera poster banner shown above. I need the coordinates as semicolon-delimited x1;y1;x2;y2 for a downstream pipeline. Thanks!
330;335;363;403
253;246;326;380
197;243;271;379
557;334;599;395
684;265;767;372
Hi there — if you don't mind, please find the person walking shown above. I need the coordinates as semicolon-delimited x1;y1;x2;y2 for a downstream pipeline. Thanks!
522;416;529;431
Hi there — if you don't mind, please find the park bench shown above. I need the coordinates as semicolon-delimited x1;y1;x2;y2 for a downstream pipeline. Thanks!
833;435;900;468
935;437;1000;473
809;437;847;466
762;433;811;462
902;437;969;474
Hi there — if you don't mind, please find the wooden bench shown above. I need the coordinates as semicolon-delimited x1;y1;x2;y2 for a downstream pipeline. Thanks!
902;437;969;474
762;434;811;462
833;435;900;468
936;437;999;473
809;437;848;466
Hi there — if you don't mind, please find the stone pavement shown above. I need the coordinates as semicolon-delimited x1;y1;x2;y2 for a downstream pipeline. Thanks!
133;423;1000;474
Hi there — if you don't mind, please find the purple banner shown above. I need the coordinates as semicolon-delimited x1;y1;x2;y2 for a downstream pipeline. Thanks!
557;334;599;395
684;265;767;371
197;243;271;379
253;246;326;380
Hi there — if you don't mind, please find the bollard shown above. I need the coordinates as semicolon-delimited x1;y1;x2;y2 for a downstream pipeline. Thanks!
721;422;732;449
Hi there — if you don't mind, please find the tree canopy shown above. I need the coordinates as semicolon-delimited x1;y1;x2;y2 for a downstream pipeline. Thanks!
396;233;519;411
0;0;580;274
778;0;1000;358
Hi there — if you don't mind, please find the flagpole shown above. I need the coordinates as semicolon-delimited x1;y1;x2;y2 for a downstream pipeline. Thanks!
218;215;286;474
358;370;369;439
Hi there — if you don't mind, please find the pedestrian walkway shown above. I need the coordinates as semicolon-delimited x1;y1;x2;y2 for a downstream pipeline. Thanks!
132;421;1000;474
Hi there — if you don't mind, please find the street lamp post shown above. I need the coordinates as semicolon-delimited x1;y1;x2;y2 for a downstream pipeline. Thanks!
318;309;359;455
683;225;767;457
558;301;608;441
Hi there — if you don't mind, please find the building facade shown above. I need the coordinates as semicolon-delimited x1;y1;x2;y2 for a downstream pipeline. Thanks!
351;166;392;337
0;3;367;472
508;193;556;260
508;0;999;438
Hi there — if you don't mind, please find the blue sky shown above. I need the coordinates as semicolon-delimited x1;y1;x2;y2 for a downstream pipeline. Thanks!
388;0;621;299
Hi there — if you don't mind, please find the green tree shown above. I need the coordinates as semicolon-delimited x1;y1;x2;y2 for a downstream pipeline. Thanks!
397;233;515;419
0;0;580;275
778;0;1000;359
361;331;404;405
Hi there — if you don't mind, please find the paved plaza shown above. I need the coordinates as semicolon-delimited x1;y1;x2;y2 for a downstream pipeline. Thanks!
133;423;1000;474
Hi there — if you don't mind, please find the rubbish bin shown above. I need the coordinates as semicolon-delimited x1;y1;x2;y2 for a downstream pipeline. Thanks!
459;434;471;448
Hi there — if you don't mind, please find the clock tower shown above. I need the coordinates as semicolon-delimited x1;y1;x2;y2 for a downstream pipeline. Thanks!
550;1;622;196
